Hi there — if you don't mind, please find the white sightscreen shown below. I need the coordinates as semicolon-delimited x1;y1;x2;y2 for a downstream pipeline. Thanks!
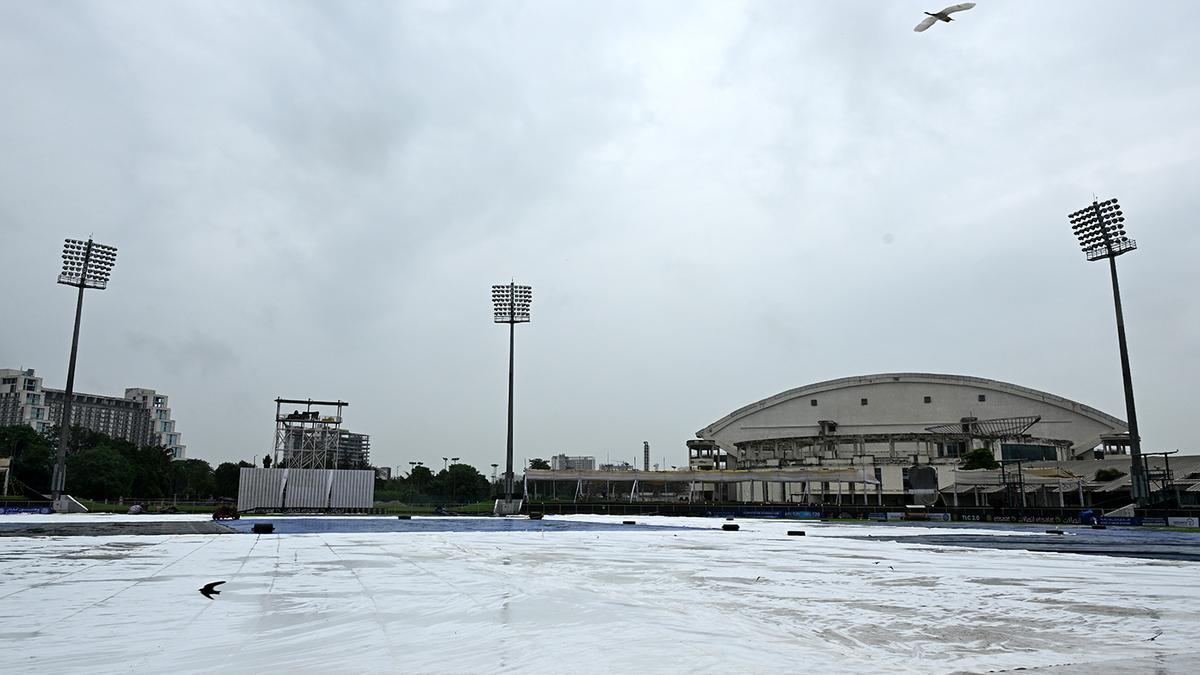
237;467;286;511
331;470;374;508
284;469;327;509
237;468;375;511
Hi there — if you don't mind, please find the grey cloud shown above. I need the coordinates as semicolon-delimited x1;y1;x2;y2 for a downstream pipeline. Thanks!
1;1;1198;470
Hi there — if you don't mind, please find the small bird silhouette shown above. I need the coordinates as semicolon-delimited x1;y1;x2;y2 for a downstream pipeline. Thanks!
1145;630;1163;642
914;3;976;32
199;581;226;599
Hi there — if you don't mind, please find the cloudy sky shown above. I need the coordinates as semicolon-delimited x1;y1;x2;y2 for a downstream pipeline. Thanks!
2;1;1198;472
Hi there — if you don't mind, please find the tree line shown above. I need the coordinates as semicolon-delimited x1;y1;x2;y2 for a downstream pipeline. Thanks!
374;462;494;504
2;424;503;504
0;425;250;502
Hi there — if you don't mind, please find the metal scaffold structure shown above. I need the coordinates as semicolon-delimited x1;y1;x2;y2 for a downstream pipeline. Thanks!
273;398;348;470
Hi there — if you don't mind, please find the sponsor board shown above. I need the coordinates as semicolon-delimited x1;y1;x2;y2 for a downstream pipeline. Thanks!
886;512;906;521
1142;517;1168;527
709;509;821;520
1098;516;1142;526
1168;517;1200;528
868;512;888;521
2;507;53;514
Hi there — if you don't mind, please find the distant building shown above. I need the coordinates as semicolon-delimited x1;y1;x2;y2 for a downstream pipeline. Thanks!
337;430;371;469
0;369;52;433
282;427;371;469
124;388;186;459
551;454;596;471
598;461;634;472
43;389;155;449
0;368;186;459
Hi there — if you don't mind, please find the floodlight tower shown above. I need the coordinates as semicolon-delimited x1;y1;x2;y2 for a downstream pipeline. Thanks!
51;238;118;503
492;282;532;512
1068;197;1148;504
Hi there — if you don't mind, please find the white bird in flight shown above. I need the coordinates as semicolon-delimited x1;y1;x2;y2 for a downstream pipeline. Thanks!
914;3;976;32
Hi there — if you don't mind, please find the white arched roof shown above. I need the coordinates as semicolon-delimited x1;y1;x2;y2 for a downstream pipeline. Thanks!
697;373;1127;452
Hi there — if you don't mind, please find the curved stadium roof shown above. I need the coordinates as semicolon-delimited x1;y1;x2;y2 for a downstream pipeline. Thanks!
698;373;1127;451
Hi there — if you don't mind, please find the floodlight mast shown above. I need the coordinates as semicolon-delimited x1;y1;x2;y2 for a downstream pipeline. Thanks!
1068;198;1147;505
492;282;532;508
51;238;118;503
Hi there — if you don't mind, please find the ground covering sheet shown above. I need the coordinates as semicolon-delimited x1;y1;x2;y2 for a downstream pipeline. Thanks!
1;514;1197;673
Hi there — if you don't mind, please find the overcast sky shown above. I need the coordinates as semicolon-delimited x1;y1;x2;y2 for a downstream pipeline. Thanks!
2;1;1198;472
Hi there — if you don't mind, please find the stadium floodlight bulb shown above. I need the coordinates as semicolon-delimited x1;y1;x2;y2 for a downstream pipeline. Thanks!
492;282;533;323
58;237;119;290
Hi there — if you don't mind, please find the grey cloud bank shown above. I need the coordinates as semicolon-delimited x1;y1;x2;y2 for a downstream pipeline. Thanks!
1;1;1198;469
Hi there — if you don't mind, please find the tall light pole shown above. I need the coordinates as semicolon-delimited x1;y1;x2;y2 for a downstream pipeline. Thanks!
51;238;118;504
1068;197;1147;505
492;282;532;511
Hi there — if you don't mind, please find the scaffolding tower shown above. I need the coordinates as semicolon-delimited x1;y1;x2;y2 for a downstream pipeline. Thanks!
273;398;348;470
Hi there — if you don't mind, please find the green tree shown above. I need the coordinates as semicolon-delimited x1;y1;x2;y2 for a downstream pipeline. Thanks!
171;459;216;499
407;465;434;495
0;425;55;493
959;448;999;470
66;446;134;500
428;463;491;502
214;461;253;499
117;442;174;498
44;425;113;456
528;458;550;470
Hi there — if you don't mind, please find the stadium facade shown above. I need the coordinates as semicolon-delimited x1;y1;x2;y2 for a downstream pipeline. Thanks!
695;373;1130;504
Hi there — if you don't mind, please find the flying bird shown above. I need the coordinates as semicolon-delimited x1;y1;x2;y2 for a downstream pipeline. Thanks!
914;3;976;32
199;581;226;599
1145;630;1163;642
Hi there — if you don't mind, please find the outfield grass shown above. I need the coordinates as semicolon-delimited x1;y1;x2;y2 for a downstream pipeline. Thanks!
78;500;216;514
76;500;497;516
373;501;495;515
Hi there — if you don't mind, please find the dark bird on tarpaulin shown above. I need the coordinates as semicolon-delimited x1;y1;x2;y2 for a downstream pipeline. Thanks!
199;581;226;599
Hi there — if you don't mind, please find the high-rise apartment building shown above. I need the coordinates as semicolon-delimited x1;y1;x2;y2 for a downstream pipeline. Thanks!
0;369;52;433
124;388;186;459
0;368;186;459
